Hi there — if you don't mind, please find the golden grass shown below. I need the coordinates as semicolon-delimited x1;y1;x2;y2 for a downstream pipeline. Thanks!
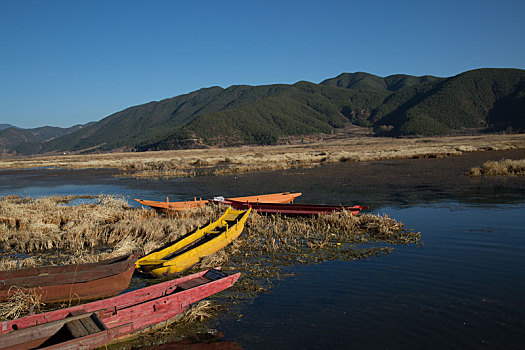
0;287;45;320
467;158;525;176
0;195;420;323
0;195;210;256
180;300;217;323
1;134;524;179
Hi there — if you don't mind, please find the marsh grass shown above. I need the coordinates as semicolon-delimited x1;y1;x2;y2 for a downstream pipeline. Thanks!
0;287;45;320
467;158;525;176
205;208;419;305
0;195;421;335
1;134;524;179
0;195;208;256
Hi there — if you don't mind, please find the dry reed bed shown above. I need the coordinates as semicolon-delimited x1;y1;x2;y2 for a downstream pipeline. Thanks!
0;195;211;260
0;195;420;328
1;134;524;179
467;158;525;176
0;195;419;269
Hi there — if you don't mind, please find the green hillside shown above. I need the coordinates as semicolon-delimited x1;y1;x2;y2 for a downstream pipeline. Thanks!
0;128;41;151
0;124;15;131
320;72;443;91
5;68;523;155
140;68;525;148
40;85;290;153
136;82;389;150
370;68;525;135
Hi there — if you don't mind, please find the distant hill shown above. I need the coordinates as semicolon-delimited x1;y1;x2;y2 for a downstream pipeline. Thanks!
136;68;525;149
3;68;524;155
0;124;16;131
320;72;443;91
0;123;94;154
39;85;290;153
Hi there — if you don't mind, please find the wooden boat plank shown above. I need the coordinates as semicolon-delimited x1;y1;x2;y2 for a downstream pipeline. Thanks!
0;259;136;290
0;313;96;349
101;273;239;330
78;315;104;335
0;255;132;281
0;256;137;303
176;276;210;290
0;269;212;335
219;199;368;216
65;319;90;338
0;270;240;349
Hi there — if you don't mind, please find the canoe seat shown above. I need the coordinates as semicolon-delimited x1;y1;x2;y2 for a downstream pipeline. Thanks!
64;315;103;338
175;277;209;291
39;313;106;347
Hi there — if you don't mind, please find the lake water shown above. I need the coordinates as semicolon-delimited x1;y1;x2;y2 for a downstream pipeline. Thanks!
1;150;524;349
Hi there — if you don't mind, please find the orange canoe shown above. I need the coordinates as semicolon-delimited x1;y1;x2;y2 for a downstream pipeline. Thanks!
135;192;302;214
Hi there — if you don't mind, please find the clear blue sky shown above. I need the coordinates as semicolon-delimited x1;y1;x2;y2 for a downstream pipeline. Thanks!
1;0;524;128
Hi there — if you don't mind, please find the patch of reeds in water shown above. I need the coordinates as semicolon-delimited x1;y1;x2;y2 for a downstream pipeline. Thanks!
0;195;421;333
467;158;525;176
204;208;420;305
0;195;211;257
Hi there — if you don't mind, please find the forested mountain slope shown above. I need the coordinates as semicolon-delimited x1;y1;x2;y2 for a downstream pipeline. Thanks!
3;68;523;154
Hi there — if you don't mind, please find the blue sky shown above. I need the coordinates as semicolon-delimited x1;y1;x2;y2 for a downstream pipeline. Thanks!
1;0;524;128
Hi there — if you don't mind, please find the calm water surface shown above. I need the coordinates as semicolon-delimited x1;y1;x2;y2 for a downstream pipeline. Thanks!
1;151;524;349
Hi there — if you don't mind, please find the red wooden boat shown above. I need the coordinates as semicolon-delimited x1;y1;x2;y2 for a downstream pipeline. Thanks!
214;199;368;216
0;268;239;349
0;254;138;303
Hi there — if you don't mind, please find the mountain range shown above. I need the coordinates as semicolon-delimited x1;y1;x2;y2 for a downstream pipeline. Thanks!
1;68;523;155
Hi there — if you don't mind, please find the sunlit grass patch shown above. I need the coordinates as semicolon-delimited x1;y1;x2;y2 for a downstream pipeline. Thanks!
467;158;525;176
1;134;524;179
0;287;45;320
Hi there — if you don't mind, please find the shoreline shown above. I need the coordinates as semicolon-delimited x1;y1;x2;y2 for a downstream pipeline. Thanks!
0;134;524;178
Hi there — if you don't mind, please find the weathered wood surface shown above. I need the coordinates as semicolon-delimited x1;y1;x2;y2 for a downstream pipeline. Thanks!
0;254;138;303
0;269;240;349
217;199;368;216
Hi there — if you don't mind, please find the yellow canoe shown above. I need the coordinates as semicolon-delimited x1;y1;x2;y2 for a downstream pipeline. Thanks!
134;192;302;214
136;207;251;276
